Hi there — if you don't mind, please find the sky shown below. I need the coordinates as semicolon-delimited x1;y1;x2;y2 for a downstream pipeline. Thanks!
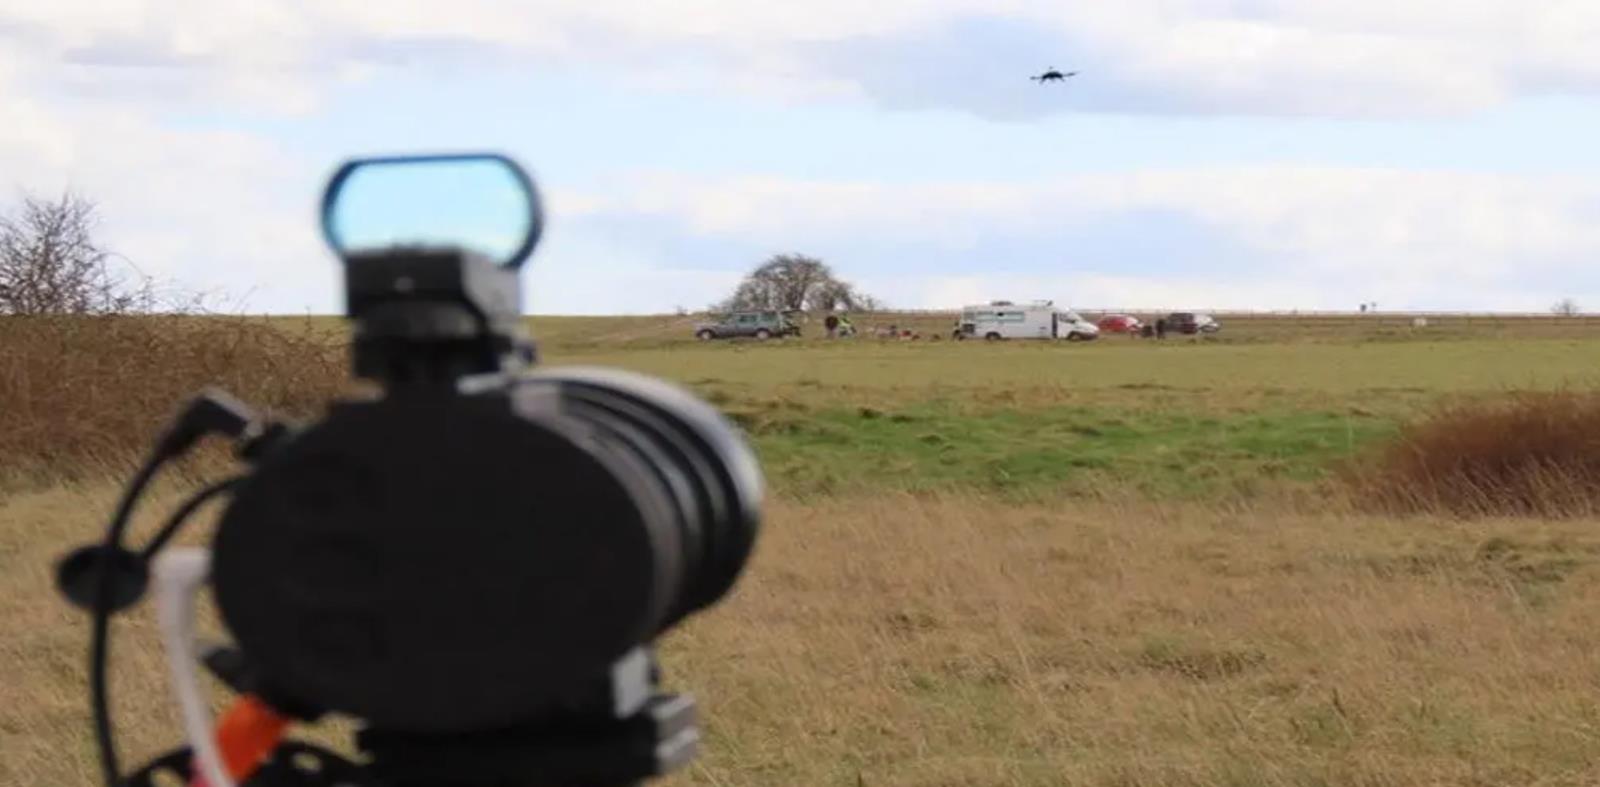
3;2;1600;315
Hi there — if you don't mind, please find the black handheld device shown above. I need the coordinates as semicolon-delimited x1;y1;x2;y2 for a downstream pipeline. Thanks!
55;153;763;787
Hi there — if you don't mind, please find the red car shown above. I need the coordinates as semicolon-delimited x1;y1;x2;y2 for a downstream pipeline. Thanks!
1096;314;1143;334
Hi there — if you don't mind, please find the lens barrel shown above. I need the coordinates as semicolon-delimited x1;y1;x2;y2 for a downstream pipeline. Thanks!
211;370;761;731
519;367;763;624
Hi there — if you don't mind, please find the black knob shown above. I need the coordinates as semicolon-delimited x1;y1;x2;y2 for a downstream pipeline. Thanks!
56;545;148;614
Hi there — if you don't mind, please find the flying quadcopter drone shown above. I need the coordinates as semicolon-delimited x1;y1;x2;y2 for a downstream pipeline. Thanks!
1030;68;1079;83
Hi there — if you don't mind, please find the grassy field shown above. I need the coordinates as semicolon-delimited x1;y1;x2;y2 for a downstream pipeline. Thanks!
522;311;1600;349
541;330;1600;501
5;314;1600;786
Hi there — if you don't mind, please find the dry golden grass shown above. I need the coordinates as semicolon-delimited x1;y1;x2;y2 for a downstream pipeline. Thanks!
0;315;344;482
669;495;1600;786
8;482;1600;787
1354;391;1600;518
0;479;315;787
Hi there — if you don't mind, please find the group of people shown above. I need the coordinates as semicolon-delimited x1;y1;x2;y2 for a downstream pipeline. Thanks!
822;314;961;341
822;314;857;338
1140;318;1171;339
812;314;940;340
871;323;936;340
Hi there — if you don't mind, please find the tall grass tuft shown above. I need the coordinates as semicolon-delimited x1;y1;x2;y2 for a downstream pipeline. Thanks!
1352;391;1600;517
0;315;345;481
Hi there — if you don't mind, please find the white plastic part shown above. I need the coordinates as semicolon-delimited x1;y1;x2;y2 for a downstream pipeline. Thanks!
153;548;236;787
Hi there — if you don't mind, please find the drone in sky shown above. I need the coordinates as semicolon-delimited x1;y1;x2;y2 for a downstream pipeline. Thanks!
1030;68;1079;83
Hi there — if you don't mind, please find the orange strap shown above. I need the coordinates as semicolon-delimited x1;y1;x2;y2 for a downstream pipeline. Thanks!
190;694;290;786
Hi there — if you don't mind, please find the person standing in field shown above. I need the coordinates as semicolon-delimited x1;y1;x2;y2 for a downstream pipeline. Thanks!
824;314;840;337
1155;317;1168;340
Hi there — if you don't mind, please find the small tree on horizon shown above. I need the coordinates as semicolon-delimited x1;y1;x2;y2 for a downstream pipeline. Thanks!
1552;297;1582;317
713;253;881;313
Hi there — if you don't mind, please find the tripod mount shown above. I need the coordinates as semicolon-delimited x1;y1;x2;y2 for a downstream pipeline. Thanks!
125;647;699;787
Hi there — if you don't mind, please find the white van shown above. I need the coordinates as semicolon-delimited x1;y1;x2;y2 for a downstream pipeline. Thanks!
954;300;1100;341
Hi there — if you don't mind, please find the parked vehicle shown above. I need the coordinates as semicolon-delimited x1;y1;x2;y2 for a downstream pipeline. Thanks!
1097;314;1143;335
953;300;1100;341
694;310;802;340
1164;312;1221;335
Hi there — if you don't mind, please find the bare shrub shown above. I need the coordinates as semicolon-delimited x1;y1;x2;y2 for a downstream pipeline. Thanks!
0;315;346;481
0;191;350;482
0;192;156;316
1351;391;1600;517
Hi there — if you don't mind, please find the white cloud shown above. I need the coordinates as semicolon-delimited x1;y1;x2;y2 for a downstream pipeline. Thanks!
524;262;742;315
567;167;1600;310
525;221;745;314
3;3;1599;315
1084;169;1600;280
0;94;330;311
583;168;1600;269
3;2;1600;118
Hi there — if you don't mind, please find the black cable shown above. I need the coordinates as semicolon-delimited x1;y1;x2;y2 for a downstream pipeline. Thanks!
138;477;244;561
90;447;168;787
90;390;259;787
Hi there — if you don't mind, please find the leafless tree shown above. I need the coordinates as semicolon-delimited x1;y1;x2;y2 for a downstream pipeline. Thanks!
852;293;885;312
808;279;858;312
0;192;151;315
714;253;880;313
1552;298;1582;317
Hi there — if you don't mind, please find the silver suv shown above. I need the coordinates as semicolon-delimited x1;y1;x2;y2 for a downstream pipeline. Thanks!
693;311;802;340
